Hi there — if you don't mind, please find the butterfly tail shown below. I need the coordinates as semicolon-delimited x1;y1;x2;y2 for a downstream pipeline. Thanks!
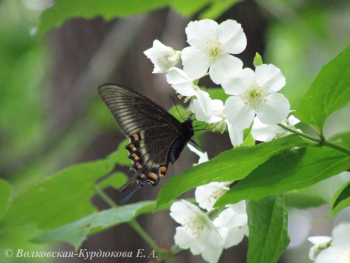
120;182;146;204
119;174;139;193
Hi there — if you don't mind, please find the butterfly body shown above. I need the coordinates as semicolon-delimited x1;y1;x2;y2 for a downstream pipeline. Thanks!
98;84;194;193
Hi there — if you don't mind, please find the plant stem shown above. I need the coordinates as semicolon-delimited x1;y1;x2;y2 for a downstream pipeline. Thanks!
278;123;350;155
94;184;162;256
94;184;118;208
277;123;321;143
322;140;350;155
128;220;162;255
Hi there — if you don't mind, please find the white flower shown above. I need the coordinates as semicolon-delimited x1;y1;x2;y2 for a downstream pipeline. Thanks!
190;95;244;146
251;115;300;142
182;19;246;84
187;144;209;164
190;97;226;129
213;201;248;249
170;200;224;263
223;64;290;130
144;40;181;73
308;223;350;263
195;182;231;211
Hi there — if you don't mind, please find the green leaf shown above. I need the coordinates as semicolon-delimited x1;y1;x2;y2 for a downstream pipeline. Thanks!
33;213;96;250
199;0;243;20
242;132;255;146
98;172;127;190
33;200;166;249
329;131;350;148
114;139;131;166
38;0;243;35
330;181;350;215
206;87;230;102
156;135;309;209
216;146;350;206
253;52;263;67
0;179;12;219
170;0;211;17
247;195;290;263
285;192;325;208
2;151;125;229
171;0;242;19
296;44;350;131
38;0;169;34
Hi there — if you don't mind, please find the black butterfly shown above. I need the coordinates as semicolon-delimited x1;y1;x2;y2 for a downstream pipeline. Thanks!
98;84;194;197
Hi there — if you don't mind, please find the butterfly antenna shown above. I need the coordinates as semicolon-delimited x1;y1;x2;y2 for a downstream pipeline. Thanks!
189;139;207;152
121;182;146;205
170;96;185;120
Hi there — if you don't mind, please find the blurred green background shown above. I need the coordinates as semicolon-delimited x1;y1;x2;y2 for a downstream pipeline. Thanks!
1;0;350;262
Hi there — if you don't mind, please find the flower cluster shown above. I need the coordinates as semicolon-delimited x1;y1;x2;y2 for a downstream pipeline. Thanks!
144;19;295;146
308;223;350;263
144;18;301;263
167;146;248;263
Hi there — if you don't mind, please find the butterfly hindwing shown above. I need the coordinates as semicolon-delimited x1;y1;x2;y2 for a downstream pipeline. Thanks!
98;84;194;193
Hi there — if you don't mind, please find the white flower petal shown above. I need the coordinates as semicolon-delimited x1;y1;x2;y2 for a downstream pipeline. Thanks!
255;64;286;93
185;19;218;47
332;222;350;248
269;123;288;134
222;67;254;95
214;202;247;228
195;89;212;116
209;99;225;123
288;115;300;126
174;227;196;249
308;236;332;245
209;55;243;84
198;152;209;164
225;96;255;130
187;144;209;164
227;122;244;146
182;46;210;79
251;118;277;142
257;93;290;125
315;247;340;263
211;99;224;111
170;202;194;224
228;201;247;215
195;182;229;211
201;244;223;263
190;99;209;122
166;67;196;97
218;226;245;249
217;20;247;54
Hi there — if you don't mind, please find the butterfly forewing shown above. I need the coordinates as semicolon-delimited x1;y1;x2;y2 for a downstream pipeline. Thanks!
98;84;194;193
98;84;181;136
